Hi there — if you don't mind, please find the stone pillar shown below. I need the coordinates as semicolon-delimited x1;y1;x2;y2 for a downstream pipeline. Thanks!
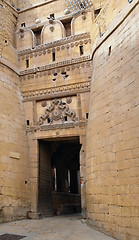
27;134;39;219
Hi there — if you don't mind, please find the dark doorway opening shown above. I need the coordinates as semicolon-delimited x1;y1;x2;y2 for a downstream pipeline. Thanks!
38;137;81;217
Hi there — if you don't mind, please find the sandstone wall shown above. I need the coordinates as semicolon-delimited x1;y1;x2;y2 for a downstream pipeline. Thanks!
86;1;139;240
17;0;56;10
17;0;106;11
17;0;66;14
0;65;30;222
0;0;18;54
0;0;30;223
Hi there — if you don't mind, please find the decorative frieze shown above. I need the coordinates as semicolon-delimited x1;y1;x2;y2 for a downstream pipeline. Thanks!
22;81;90;101
20;55;91;76
20;38;91;60
19;32;91;57
26;121;86;132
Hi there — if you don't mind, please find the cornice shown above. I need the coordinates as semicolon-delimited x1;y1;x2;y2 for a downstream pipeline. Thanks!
26;121;86;132
22;81;90;102
18;32;91;56
20;55;91;76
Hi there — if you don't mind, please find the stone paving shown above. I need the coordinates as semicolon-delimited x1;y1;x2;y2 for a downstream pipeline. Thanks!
0;214;115;240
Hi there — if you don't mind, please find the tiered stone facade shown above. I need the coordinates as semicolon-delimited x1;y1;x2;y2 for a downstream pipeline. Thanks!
0;0;138;239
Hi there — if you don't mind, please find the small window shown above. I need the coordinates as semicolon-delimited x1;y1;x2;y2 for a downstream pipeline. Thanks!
108;46;111;56
64;116;67;121
26;120;30;125
21;23;26;27
53;73;57;76
61;18;72;37
79;45;84;55
50;13;55;19
61;72;66;75
47;118;50;123
32;27;43;46
26;59;29;68
52;52;56;62
86;113;89;119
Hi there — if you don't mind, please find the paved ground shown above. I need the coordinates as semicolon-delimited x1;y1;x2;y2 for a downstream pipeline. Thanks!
0;214;115;240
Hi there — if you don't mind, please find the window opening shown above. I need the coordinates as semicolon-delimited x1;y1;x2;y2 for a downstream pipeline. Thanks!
50;13;55;19
52;52;56;62
26;120;30;125
53;73;57;76
32;27;43;46
61;72;67;75
86;113;89;119
108;46;112;56
61;18;72;37
47;118;51;123
21;22;26;27
26;59;29;68
79;45;84;55
64;116;68;121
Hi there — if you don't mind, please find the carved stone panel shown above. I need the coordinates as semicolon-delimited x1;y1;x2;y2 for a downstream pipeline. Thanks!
38;97;78;125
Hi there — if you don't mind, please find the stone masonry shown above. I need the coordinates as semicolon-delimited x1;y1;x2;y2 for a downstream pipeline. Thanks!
0;0;139;240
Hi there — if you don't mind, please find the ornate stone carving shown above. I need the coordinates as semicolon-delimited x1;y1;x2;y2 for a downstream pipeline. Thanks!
19;32;91;57
39;99;77;125
49;19;54;24
22;81;90;102
26;121;86;132
47;49;51;54
61;45;65;50
66;97;72;104
20;55;91;76
49;26;54;32
41;101;47;107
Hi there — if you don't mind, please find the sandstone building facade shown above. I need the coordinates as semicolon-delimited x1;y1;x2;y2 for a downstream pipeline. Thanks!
0;0;139;239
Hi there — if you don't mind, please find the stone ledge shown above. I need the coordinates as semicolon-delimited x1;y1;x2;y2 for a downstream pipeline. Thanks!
22;81;90;101
18;32;91;56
